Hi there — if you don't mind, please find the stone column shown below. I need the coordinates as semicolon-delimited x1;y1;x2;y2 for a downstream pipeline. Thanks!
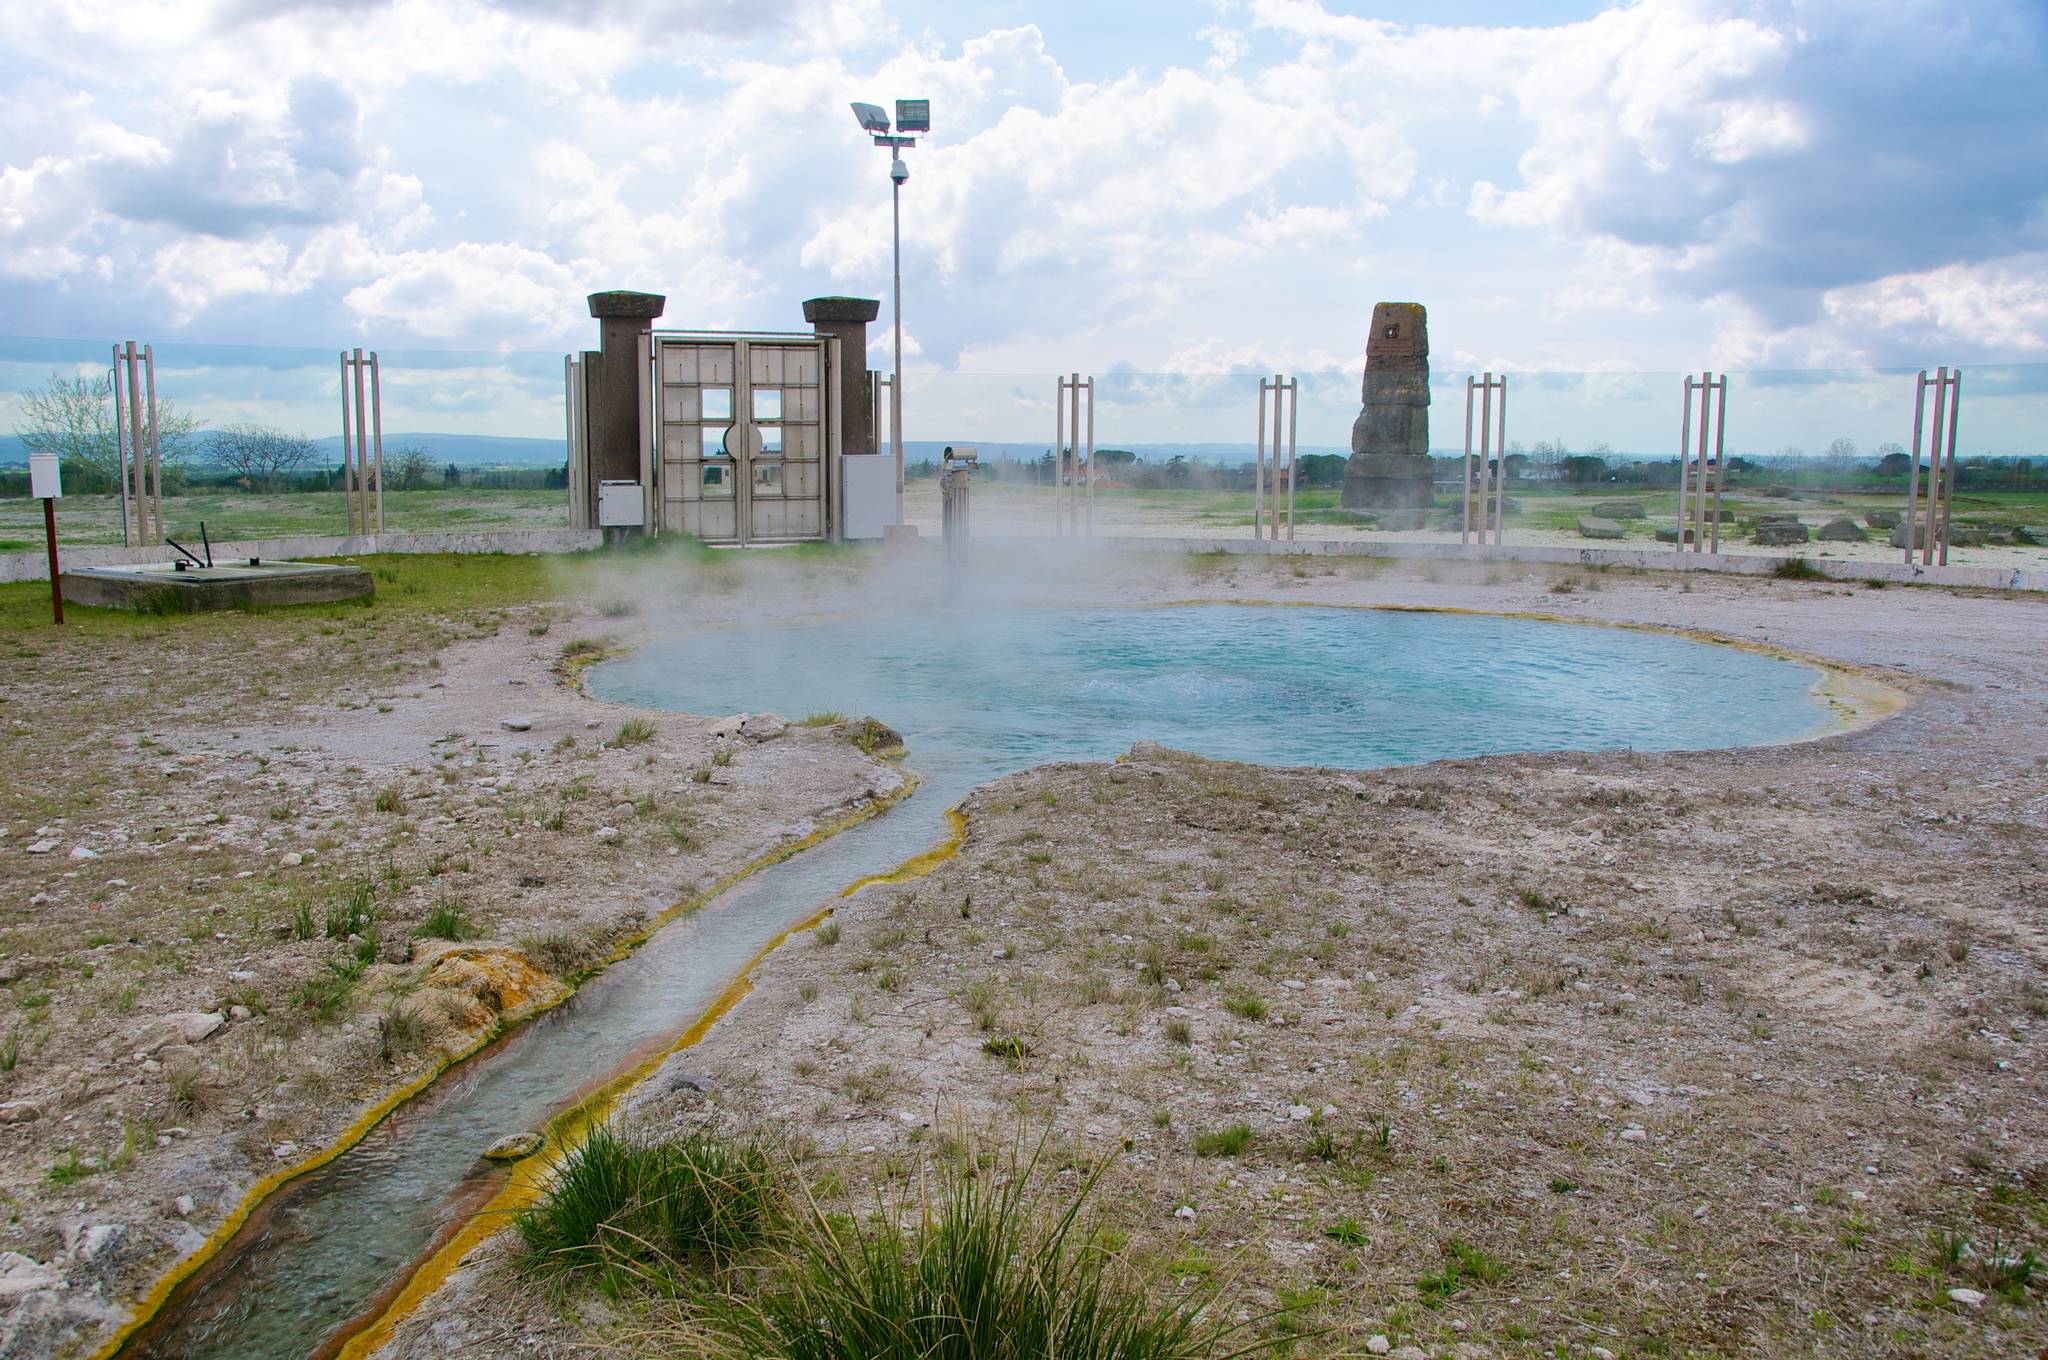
586;291;665;526
803;296;880;455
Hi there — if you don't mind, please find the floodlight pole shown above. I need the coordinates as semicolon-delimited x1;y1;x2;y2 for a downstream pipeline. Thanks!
892;172;904;525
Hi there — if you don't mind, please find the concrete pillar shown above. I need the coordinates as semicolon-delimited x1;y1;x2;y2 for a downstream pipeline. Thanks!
586;291;665;520
803;297;880;455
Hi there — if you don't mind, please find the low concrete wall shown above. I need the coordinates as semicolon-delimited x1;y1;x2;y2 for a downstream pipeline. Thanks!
991;534;2048;593
1;528;602;584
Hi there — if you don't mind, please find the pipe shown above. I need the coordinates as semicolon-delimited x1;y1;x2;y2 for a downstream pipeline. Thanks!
111;352;130;549
1693;371;1712;552
370;352;385;533
143;344;163;546
1053;375;1066;535
1493;372;1508;547
352;348;371;539
1253;377;1267;540
122;344;146;546
1285;377;1298;541
1676;375;1695;554
339;352;355;535
1904;371;1925;562
1939;369;1962;566
1461;376;1475;546
1703;372;1720;553
1923;367;1947;567
1084;376;1095;538
1476;373;1493;548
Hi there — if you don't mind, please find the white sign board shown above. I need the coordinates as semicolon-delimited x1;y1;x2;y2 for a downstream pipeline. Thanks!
28;453;60;499
841;455;895;540
597;480;643;529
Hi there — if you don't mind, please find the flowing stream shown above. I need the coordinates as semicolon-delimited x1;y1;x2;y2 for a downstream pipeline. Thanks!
124;605;1831;1358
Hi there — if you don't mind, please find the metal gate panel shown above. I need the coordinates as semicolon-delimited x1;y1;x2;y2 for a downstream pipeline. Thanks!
655;334;828;545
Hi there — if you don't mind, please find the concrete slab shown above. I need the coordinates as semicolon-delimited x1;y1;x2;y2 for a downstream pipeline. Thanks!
60;560;373;611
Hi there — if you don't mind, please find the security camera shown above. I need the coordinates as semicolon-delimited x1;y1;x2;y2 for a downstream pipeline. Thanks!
890;157;909;184
850;102;891;134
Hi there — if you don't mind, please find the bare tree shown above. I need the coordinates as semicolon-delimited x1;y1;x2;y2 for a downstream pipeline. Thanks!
207;423;318;488
13;371;199;483
390;444;433;491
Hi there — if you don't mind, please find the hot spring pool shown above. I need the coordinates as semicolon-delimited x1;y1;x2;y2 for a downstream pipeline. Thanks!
130;605;1833;1360
588;603;1832;802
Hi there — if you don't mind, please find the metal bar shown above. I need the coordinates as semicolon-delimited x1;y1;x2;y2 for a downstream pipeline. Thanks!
637;333;654;532
1676;375;1695;554
1923;367;1947;566
1939;369;1962;566
1070;373;1082;537
1053;375;1066;535
1285;377;1299;541
123;344;146;546
563;355;580;530
1904;371;1926;562
351;348;371;538
339;352;354;535
1709;375;1728;553
1493;373;1508;547
1254;377;1268;540
111;352;130;548
42;496;61;624
370;352;385;533
1476;373;1493;548
142;345;163;546
1084;376;1095;538
1460;377;1475;545
200;520;212;568
1693;371;1712;552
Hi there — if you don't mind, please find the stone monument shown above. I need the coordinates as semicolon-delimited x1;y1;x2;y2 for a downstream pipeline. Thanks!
1341;302;1434;512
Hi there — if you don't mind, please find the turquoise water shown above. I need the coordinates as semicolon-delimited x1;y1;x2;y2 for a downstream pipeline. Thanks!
592;605;1830;808
126;605;1825;1358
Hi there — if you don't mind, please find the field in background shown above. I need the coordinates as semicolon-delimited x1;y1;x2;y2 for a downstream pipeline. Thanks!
0;487;569;549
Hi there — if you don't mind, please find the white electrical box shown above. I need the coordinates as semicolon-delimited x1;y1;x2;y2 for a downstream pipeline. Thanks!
841;456;895;540
596;480;643;529
28;453;61;499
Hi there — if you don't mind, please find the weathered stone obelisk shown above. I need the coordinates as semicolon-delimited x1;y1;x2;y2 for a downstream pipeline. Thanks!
1341;302;1434;512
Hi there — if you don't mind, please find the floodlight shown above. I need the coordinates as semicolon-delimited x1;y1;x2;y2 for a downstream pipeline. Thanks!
894;98;930;133
850;102;891;134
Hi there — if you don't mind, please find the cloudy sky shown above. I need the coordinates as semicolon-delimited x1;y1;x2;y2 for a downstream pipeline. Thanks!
3;0;2045;447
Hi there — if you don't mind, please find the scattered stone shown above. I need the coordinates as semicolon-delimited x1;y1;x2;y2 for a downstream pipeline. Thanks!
1947;1287;1985;1307
1816;516;1866;542
499;717;533;732
1752;521;1810;546
608;801;637;821
1366;1336;1392;1356
1288;1104;1312;1121
1888;524;1914;550
2013;525;2042;545
26;840;57;854
272;1141;300;1160
1620;1125;1648;1142
68;846;98;860
279;852;302;868
1593;501;1647;518
1865;509;1900;529
1172;1203;1196;1220
0;1252;59;1302
1654;526;1698;545
138;1011;224;1055
740;712;787;741
69;1224;126;1264
172;1195;195;1218
0;1100;41;1124
228;1005;252;1022
482;1131;545;1161
1576;516;1626;541
707;714;748;739
594;826;621;844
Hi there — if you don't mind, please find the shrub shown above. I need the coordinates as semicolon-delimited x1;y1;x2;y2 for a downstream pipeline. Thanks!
516;1125;779;1278
697;1149;1249;1360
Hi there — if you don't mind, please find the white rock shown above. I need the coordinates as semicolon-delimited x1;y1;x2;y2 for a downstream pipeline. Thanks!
707;714;748;739
1288;1104;1312;1122
68;846;98;860
594;826;621;844
279;852;302;868
1620;1126;1648;1142
229;1005;252;1022
138;1011;224;1055
71;1224;125;1263
0;1252;59;1301
1366;1336;1392;1356
1172;1204;1196;1220
26;840;57;854
499;717;533;732
740;712;787;741
272;1142;300;1160
1946;1287;1985;1307
173;1195;195;1218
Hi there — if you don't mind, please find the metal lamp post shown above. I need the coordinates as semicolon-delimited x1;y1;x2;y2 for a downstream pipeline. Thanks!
851;97;928;527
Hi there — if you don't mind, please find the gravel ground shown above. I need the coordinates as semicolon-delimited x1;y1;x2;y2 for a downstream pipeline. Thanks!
0;578;903;1360
368;555;2047;1359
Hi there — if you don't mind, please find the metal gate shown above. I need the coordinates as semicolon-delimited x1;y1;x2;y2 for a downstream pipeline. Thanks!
655;333;832;543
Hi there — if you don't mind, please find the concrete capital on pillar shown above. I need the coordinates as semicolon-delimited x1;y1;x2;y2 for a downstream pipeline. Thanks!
587;291;666;321
803;296;880;325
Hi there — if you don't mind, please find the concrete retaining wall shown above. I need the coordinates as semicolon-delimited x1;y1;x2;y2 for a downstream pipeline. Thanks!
991;534;2048;593
1;528;603;584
